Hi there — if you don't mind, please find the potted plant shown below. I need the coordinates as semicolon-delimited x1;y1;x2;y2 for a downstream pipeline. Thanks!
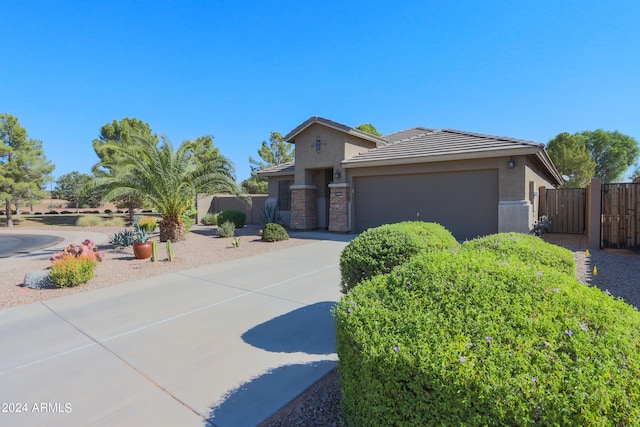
132;228;153;259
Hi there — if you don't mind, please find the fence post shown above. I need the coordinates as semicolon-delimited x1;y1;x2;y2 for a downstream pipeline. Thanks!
586;178;602;249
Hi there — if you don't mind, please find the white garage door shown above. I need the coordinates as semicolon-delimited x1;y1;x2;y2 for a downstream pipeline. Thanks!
353;170;498;240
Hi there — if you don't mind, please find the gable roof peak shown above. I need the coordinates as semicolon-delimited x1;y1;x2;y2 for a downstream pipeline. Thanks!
284;116;387;146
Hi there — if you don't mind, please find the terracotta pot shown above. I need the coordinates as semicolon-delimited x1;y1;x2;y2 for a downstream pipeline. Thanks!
133;242;153;259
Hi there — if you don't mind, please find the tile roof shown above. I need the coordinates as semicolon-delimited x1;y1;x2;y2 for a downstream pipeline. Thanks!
344;128;544;164
256;161;295;176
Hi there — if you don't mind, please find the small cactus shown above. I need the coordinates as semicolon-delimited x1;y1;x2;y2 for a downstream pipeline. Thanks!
151;240;158;262
232;237;241;248
166;240;174;262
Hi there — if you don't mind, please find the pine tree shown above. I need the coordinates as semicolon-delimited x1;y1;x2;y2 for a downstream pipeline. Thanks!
0;114;55;227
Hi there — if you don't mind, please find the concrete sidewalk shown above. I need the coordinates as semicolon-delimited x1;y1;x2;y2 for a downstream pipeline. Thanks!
0;237;349;427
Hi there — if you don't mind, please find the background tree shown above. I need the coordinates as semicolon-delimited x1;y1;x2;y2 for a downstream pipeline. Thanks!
186;135;237;223
92;117;157;223
242;131;293;194
630;164;640;182
52;171;93;213
576;130;640;183
0;113;54;227
356;123;382;137
546;132;595;188
90;134;246;242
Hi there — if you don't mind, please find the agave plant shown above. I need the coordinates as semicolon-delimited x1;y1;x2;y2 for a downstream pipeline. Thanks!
89;135;248;242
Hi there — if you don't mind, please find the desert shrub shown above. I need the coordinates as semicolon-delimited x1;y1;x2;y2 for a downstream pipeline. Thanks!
463;232;576;276
60;210;73;214
46;211;59;215
102;216;125;227
335;249;640;426
137;216;159;233
104;209;113;215
217;209;246;228
262;223;289;242
49;256;97;287
110;229;136;248
259;203;282;225
34;212;43;215
49;240;102;288
201;212;218;226
76;216;102;227
217;221;236;238
339;221;458;293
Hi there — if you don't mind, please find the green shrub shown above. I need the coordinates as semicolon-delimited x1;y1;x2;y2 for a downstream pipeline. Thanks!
180;209;195;232
49;256;97;287
339;221;458;293
138;216;159;233
217;209;246;228
463;232;576;276
217;221;236;238
201;212;218;226
262;223;289;242
335;249;640;426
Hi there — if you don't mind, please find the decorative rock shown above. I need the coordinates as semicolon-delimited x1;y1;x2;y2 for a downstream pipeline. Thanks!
23;270;53;289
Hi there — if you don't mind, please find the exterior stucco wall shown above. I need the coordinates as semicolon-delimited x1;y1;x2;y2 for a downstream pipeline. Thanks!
292;123;376;184
524;159;558;230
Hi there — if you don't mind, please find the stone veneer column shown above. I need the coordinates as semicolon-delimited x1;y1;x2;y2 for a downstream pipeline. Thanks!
328;183;351;232
290;185;317;230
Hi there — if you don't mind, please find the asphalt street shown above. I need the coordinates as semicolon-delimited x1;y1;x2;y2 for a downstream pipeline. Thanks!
0;234;63;258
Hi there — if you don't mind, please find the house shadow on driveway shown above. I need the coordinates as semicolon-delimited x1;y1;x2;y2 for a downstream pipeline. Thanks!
241;301;336;355
205;301;338;426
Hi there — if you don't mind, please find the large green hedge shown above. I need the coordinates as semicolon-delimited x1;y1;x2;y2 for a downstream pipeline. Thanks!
339;221;459;293
335;234;640;426
463;232;576;277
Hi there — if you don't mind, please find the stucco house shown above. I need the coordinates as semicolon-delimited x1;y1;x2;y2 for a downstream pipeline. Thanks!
258;116;563;240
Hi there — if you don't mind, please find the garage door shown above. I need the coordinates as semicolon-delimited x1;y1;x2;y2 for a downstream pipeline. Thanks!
353;170;498;240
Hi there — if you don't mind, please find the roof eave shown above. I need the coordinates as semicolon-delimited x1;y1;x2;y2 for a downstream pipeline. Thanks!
257;169;295;178
342;147;540;168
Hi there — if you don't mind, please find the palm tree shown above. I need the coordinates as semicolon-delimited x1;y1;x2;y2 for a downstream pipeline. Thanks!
91;134;248;242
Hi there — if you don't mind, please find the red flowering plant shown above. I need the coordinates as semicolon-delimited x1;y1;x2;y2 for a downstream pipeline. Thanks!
51;239;103;263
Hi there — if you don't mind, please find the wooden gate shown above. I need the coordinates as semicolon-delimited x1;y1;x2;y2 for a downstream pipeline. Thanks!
601;183;640;250
545;188;586;234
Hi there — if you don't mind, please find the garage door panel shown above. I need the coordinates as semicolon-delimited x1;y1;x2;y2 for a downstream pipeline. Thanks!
354;170;498;240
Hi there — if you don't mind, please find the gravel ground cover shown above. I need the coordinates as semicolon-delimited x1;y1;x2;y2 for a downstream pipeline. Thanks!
0;224;312;309
1;228;638;426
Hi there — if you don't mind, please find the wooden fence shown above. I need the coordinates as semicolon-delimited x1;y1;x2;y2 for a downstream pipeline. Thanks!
545;188;586;234
601;183;640;250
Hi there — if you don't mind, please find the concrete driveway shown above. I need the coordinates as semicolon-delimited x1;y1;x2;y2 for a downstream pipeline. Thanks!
0;237;350;427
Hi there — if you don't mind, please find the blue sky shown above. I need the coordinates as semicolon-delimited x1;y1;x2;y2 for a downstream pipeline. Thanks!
2;0;640;182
